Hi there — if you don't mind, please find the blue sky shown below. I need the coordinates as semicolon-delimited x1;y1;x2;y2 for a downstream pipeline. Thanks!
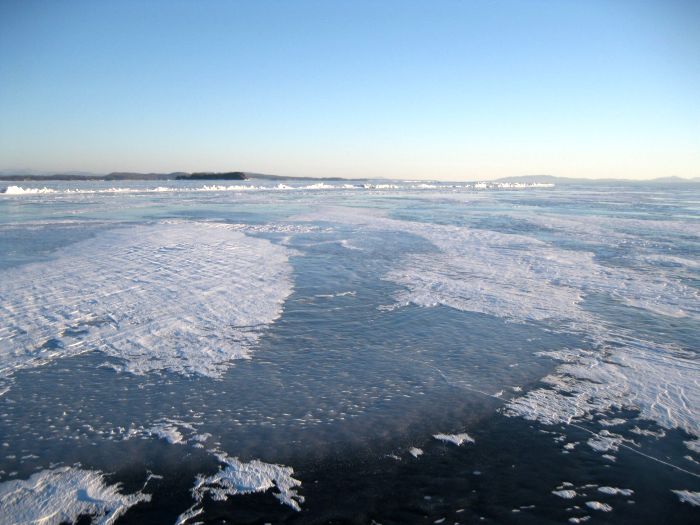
0;0;698;180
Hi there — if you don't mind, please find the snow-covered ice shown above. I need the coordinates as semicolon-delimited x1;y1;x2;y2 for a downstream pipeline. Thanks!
0;222;293;380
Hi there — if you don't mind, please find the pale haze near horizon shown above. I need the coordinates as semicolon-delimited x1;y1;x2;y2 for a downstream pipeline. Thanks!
0;0;698;181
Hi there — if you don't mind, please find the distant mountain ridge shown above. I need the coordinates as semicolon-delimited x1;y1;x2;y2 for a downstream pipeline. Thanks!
495;175;700;184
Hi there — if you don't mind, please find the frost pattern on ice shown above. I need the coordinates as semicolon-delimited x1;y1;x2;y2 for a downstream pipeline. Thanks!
0;222;293;379
176;452;303;524
0;467;150;525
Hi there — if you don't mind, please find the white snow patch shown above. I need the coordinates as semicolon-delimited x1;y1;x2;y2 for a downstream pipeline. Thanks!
672;490;700;507
598;486;634;496
408;447;424;458
146;420;195;445
599;418;626;427
585;501;613;512
433;433;475;446
148;424;185;444
0;467;150;525
176;452;303;524
587;431;626;453
684;439;700;454
2;185;57;194
630;426;666;438
552;490;577;499
0;222;293;379
505;341;700;444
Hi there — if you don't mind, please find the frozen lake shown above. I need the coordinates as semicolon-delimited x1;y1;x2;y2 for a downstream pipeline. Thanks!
0;179;698;524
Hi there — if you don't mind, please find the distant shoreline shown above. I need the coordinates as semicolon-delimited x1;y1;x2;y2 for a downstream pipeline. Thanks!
0;171;249;182
0;171;363;182
0;172;696;184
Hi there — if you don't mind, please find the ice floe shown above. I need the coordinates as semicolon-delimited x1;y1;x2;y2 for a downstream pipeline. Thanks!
0;467;150;525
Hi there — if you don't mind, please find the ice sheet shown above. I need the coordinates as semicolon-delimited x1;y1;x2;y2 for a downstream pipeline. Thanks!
296;208;700;446
298;209;698;324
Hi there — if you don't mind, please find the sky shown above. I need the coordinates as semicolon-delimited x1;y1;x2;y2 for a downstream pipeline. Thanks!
0;0;698;180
